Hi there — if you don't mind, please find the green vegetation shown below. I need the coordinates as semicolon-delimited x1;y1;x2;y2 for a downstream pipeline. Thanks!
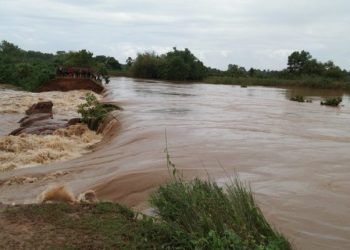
1;141;291;249
0;41;121;91
320;97;342;107
1;141;290;249
130;47;207;81
2;40;348;90
3;203;171;249
77;93;118;130
290;96;313;103
204;50;350;90
287;51;346;79
204;76;350;90
2;176;291;249
0;41;56;91
150;177;291;249
290;96;305;102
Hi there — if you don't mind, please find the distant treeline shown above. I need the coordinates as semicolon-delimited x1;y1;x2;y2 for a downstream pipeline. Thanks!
206;50;349;80
1;40;350;91
129;48;350;89
129;48;206;81
203;51;350;89
0;41;122;91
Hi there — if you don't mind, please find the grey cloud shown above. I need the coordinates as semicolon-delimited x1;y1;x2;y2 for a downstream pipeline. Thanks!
0;0;349;70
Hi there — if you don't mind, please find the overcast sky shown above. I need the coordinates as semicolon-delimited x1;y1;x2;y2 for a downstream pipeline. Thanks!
0;0;349;70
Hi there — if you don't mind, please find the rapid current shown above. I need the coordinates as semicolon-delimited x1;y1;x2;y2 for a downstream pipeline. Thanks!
1;77;350;249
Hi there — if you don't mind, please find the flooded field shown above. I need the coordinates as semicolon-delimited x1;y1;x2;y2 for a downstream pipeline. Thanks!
1;78;350;249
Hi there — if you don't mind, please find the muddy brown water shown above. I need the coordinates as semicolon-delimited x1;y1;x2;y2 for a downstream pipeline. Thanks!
1;77;350;249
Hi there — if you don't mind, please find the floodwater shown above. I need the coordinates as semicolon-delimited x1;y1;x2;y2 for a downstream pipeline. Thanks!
1;77;350;249
0;88;102;170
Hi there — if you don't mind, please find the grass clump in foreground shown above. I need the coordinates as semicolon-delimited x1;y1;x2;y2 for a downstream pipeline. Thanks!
150;177;291;249
320;96;342;107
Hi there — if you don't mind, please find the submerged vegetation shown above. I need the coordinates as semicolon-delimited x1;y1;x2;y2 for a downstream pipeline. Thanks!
320;97;343;107
290;95;305;102
289;95;313;103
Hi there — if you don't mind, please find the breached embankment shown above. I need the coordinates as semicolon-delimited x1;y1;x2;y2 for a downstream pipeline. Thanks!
39;78;104;94
0;89;98;116
1;77;350;249
0;85;123;204
0;88;108;173
0;125;102;171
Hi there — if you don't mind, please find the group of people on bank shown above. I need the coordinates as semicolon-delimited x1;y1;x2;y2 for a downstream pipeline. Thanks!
56;66;102;82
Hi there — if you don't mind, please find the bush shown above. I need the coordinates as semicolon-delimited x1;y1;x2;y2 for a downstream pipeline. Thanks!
150;177;291;249
290;96;305;102
77;93;118;130
320;97;343;107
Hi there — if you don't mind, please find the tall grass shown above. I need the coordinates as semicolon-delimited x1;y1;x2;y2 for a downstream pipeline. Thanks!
149;139;291;249
150;177;291;249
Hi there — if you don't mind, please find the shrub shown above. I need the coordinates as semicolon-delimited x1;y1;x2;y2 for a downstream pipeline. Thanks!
320;97;343;106
77;93;117;130
150;177;291;249
290;96;305;102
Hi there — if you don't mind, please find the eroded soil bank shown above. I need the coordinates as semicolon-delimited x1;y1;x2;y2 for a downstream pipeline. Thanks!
1;78;350;249
39;78;104;93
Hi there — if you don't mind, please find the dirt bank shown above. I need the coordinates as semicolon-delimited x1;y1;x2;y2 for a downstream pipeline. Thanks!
39;78;104;94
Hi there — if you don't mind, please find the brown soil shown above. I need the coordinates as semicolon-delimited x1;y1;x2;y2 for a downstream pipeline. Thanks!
0;204;106;250
39;78;104;94
0;203;160;250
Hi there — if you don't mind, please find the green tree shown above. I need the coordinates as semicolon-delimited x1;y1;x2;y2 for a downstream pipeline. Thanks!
287;50;312;74
105;57;121;70
323;61;346;79
130;48;207;81
303;59;324;75
64;49;94;67
160;48;207;80
131;52;160;78
126;57;134;67
159;55;190;80
0;41;23;60
227;64;247;77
